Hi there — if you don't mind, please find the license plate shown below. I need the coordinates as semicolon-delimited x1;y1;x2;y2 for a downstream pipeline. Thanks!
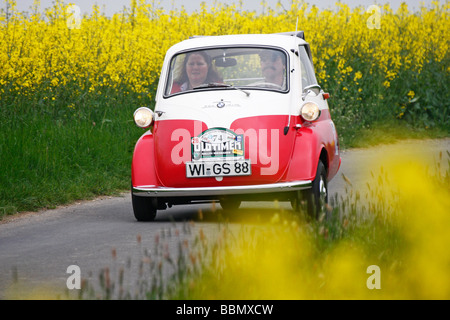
186;160;251;178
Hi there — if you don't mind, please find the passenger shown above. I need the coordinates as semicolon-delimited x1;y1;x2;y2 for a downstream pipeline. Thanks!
258;50;286;89
171;51;222;93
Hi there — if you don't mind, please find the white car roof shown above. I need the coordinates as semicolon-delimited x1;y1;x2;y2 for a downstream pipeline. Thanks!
165;32;308;56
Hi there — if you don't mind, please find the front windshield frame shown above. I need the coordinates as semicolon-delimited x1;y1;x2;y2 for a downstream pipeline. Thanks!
163;45;290;98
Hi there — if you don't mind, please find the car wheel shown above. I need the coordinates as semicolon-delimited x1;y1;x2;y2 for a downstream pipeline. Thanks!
220;197;241;212
132;192;157;222
307;160;328;219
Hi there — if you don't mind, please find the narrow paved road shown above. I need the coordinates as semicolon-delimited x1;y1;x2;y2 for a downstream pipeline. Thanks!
0;138;448;299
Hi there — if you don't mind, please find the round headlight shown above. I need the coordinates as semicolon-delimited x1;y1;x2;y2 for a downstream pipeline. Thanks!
300;102;321;122
133;107;154;128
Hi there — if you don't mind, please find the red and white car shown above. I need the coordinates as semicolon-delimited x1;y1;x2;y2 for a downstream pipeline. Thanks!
131;32;341;221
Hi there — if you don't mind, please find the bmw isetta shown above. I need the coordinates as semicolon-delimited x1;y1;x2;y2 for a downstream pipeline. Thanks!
131;32;341;221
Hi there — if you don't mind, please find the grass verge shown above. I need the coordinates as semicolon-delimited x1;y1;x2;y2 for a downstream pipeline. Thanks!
0;88;148;219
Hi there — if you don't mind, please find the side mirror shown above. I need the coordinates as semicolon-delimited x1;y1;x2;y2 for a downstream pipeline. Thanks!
302;84;322;98
214;57;237;68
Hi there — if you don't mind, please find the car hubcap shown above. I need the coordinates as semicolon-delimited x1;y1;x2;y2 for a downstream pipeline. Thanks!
319;176;327;209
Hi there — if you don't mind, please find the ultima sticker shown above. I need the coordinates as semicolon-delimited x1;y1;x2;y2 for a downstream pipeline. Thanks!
191;128;245;161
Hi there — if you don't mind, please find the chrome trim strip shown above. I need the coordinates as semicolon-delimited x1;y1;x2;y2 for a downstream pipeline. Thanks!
133;181;312;197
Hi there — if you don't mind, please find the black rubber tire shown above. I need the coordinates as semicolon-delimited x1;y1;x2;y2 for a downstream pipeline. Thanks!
307;160;328;219
291;160;328;219
132;192;157;222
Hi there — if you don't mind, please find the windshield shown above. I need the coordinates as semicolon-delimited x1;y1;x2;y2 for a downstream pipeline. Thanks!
164;47;288;96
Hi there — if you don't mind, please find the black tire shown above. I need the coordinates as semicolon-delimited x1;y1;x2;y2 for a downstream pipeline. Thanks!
292;160;328;219
132;192;157;222
307;160;328;219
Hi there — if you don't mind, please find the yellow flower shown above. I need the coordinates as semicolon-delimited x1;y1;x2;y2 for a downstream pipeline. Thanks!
354;71;362;82
0;0;447;110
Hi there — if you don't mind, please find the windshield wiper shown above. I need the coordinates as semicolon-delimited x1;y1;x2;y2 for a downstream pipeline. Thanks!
193;83;250;97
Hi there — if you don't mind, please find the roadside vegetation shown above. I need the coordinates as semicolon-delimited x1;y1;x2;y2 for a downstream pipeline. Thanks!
30;149;444;300
0;0;448;218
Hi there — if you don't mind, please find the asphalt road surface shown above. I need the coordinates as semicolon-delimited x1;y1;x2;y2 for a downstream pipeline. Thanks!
0;138;448;299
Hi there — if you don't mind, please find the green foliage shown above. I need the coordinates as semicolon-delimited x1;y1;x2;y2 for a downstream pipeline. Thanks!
0;83;150;217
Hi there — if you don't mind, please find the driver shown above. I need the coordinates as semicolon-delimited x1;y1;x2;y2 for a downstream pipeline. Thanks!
171;51;222;93
258;50;286;89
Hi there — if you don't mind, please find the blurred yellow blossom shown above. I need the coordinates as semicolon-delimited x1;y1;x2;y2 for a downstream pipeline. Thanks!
354;71;363;82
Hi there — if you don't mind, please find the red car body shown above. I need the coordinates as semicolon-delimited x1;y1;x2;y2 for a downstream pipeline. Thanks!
131;32;341;221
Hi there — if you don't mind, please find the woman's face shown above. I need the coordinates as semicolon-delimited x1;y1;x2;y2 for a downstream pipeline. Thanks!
186;54;208;87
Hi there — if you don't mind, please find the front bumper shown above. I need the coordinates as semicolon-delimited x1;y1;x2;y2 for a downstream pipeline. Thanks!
133;180;312;198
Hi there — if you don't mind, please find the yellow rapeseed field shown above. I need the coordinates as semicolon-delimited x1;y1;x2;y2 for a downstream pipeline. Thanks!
0;0;448;100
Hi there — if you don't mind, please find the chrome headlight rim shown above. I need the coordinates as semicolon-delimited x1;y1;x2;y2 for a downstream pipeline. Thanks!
300;102;321;122
133;107;154;128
